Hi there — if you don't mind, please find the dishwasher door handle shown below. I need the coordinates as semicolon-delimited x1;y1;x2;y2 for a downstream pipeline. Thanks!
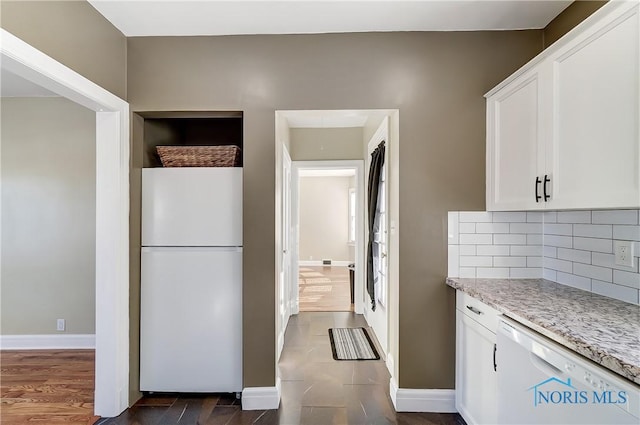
530;351;563;377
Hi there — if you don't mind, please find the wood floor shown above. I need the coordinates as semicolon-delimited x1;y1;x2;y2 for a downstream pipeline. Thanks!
99;312;465;425
0;349;99;425
1;315;465;425
299;266;353;312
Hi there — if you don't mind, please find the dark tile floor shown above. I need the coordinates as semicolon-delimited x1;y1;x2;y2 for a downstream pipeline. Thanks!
101;312;465;425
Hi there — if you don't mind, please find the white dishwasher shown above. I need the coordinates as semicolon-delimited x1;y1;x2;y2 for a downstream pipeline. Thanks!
497;317;640;425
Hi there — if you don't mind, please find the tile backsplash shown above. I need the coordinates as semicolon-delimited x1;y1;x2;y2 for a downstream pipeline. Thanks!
448;209;640;305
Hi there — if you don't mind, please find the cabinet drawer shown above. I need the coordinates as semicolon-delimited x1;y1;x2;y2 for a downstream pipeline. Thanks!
456;291;500;333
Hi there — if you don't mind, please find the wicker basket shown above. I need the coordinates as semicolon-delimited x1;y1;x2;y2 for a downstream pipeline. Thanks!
157;145;241;167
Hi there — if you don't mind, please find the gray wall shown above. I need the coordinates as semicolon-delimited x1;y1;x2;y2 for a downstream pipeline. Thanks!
127;31;543;389
290;127;364;160
1;97;96;335
544;0;608;48
0;0;128;100
299;176;352;262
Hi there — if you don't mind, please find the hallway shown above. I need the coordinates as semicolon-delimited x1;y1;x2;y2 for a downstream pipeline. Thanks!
277;312;465;424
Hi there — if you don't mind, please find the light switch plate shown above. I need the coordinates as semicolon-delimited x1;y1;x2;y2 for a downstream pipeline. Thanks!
614;240;634;267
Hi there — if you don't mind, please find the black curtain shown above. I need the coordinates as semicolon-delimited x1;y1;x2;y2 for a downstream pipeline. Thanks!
366;141;385;311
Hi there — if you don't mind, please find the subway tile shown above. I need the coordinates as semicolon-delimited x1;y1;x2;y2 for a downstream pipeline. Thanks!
556;272;591;291
477;268;510;279
476;222;510;234
448;211;459;244
476;245;510;256
573;237;612;253
544;235;573;248
527;257;543;268
459;211;492;223
459;245;476;256
543;223;573;236
613;270;640;290
591;280;639;305
527;212;544;223
543;257;573;273
459;267;477;278
592;252;638;273
543;268;557;281
510;268;543;279
592;210;638;225
459;223;476;234
494;234;527;245
573;224;612;239
494;256;527;267
459;234;493;245
573;263;612;282
460;256;493;267
543;245;557;258
613;225;640;241
543;211;557;223
448;245;459;278
493;212;527;222
557;248;592;265
557;211;591;223
511;245;542;256
527;234;543;245
510;223;543;234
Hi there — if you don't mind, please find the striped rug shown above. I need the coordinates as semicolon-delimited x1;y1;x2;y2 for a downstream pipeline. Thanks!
328;327;380;361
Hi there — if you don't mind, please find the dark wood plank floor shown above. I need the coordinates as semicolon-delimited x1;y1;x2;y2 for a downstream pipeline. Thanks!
100;312;465;425
299;266;353;312
0;349;99;425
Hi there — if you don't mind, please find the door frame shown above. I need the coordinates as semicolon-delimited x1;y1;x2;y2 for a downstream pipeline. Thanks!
1;29;130;417
291;160;365;314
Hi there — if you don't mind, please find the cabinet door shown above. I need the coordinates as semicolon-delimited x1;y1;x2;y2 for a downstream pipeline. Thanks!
486;67;548;211
547;4;640;209
456;310;498;425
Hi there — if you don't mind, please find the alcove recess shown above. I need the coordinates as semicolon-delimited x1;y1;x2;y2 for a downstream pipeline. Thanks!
137;111;244;168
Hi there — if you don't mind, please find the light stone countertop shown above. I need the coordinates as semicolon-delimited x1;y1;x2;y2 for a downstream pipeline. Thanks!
446;277;640;385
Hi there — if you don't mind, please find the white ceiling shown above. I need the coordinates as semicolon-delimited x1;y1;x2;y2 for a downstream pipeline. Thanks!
1;68;58;98
88;0;572;37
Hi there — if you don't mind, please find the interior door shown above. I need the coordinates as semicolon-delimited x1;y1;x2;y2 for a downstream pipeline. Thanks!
278;145;292;358
365;117;389;353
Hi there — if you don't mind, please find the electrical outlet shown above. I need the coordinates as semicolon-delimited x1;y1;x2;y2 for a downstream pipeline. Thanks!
56;319;65;332
614;240;634;267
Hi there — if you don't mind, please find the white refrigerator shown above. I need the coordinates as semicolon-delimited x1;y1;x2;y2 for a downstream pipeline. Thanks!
140;167;242;393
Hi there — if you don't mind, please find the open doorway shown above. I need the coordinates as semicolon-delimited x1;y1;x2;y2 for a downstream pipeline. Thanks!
275;109;399;379
296;165;362;313
0;29;129;418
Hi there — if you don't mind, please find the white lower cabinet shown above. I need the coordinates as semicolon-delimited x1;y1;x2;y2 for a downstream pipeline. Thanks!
456;291;499;425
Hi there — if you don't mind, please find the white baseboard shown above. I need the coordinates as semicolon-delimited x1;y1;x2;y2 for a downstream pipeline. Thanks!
0;334;96;350
241;378;281;410
386;352;395;378
298;260;352;267
390;378;456;413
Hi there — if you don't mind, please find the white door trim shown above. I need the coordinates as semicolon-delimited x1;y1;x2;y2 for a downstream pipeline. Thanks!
0;29;130;417
291;160;365;314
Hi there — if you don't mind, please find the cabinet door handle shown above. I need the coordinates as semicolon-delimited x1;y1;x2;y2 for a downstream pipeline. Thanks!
466;305;483;315
535;176;542;202
493;343;497;372
543;174;551;202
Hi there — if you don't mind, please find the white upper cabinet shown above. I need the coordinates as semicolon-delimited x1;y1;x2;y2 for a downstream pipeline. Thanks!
486;1;639;211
